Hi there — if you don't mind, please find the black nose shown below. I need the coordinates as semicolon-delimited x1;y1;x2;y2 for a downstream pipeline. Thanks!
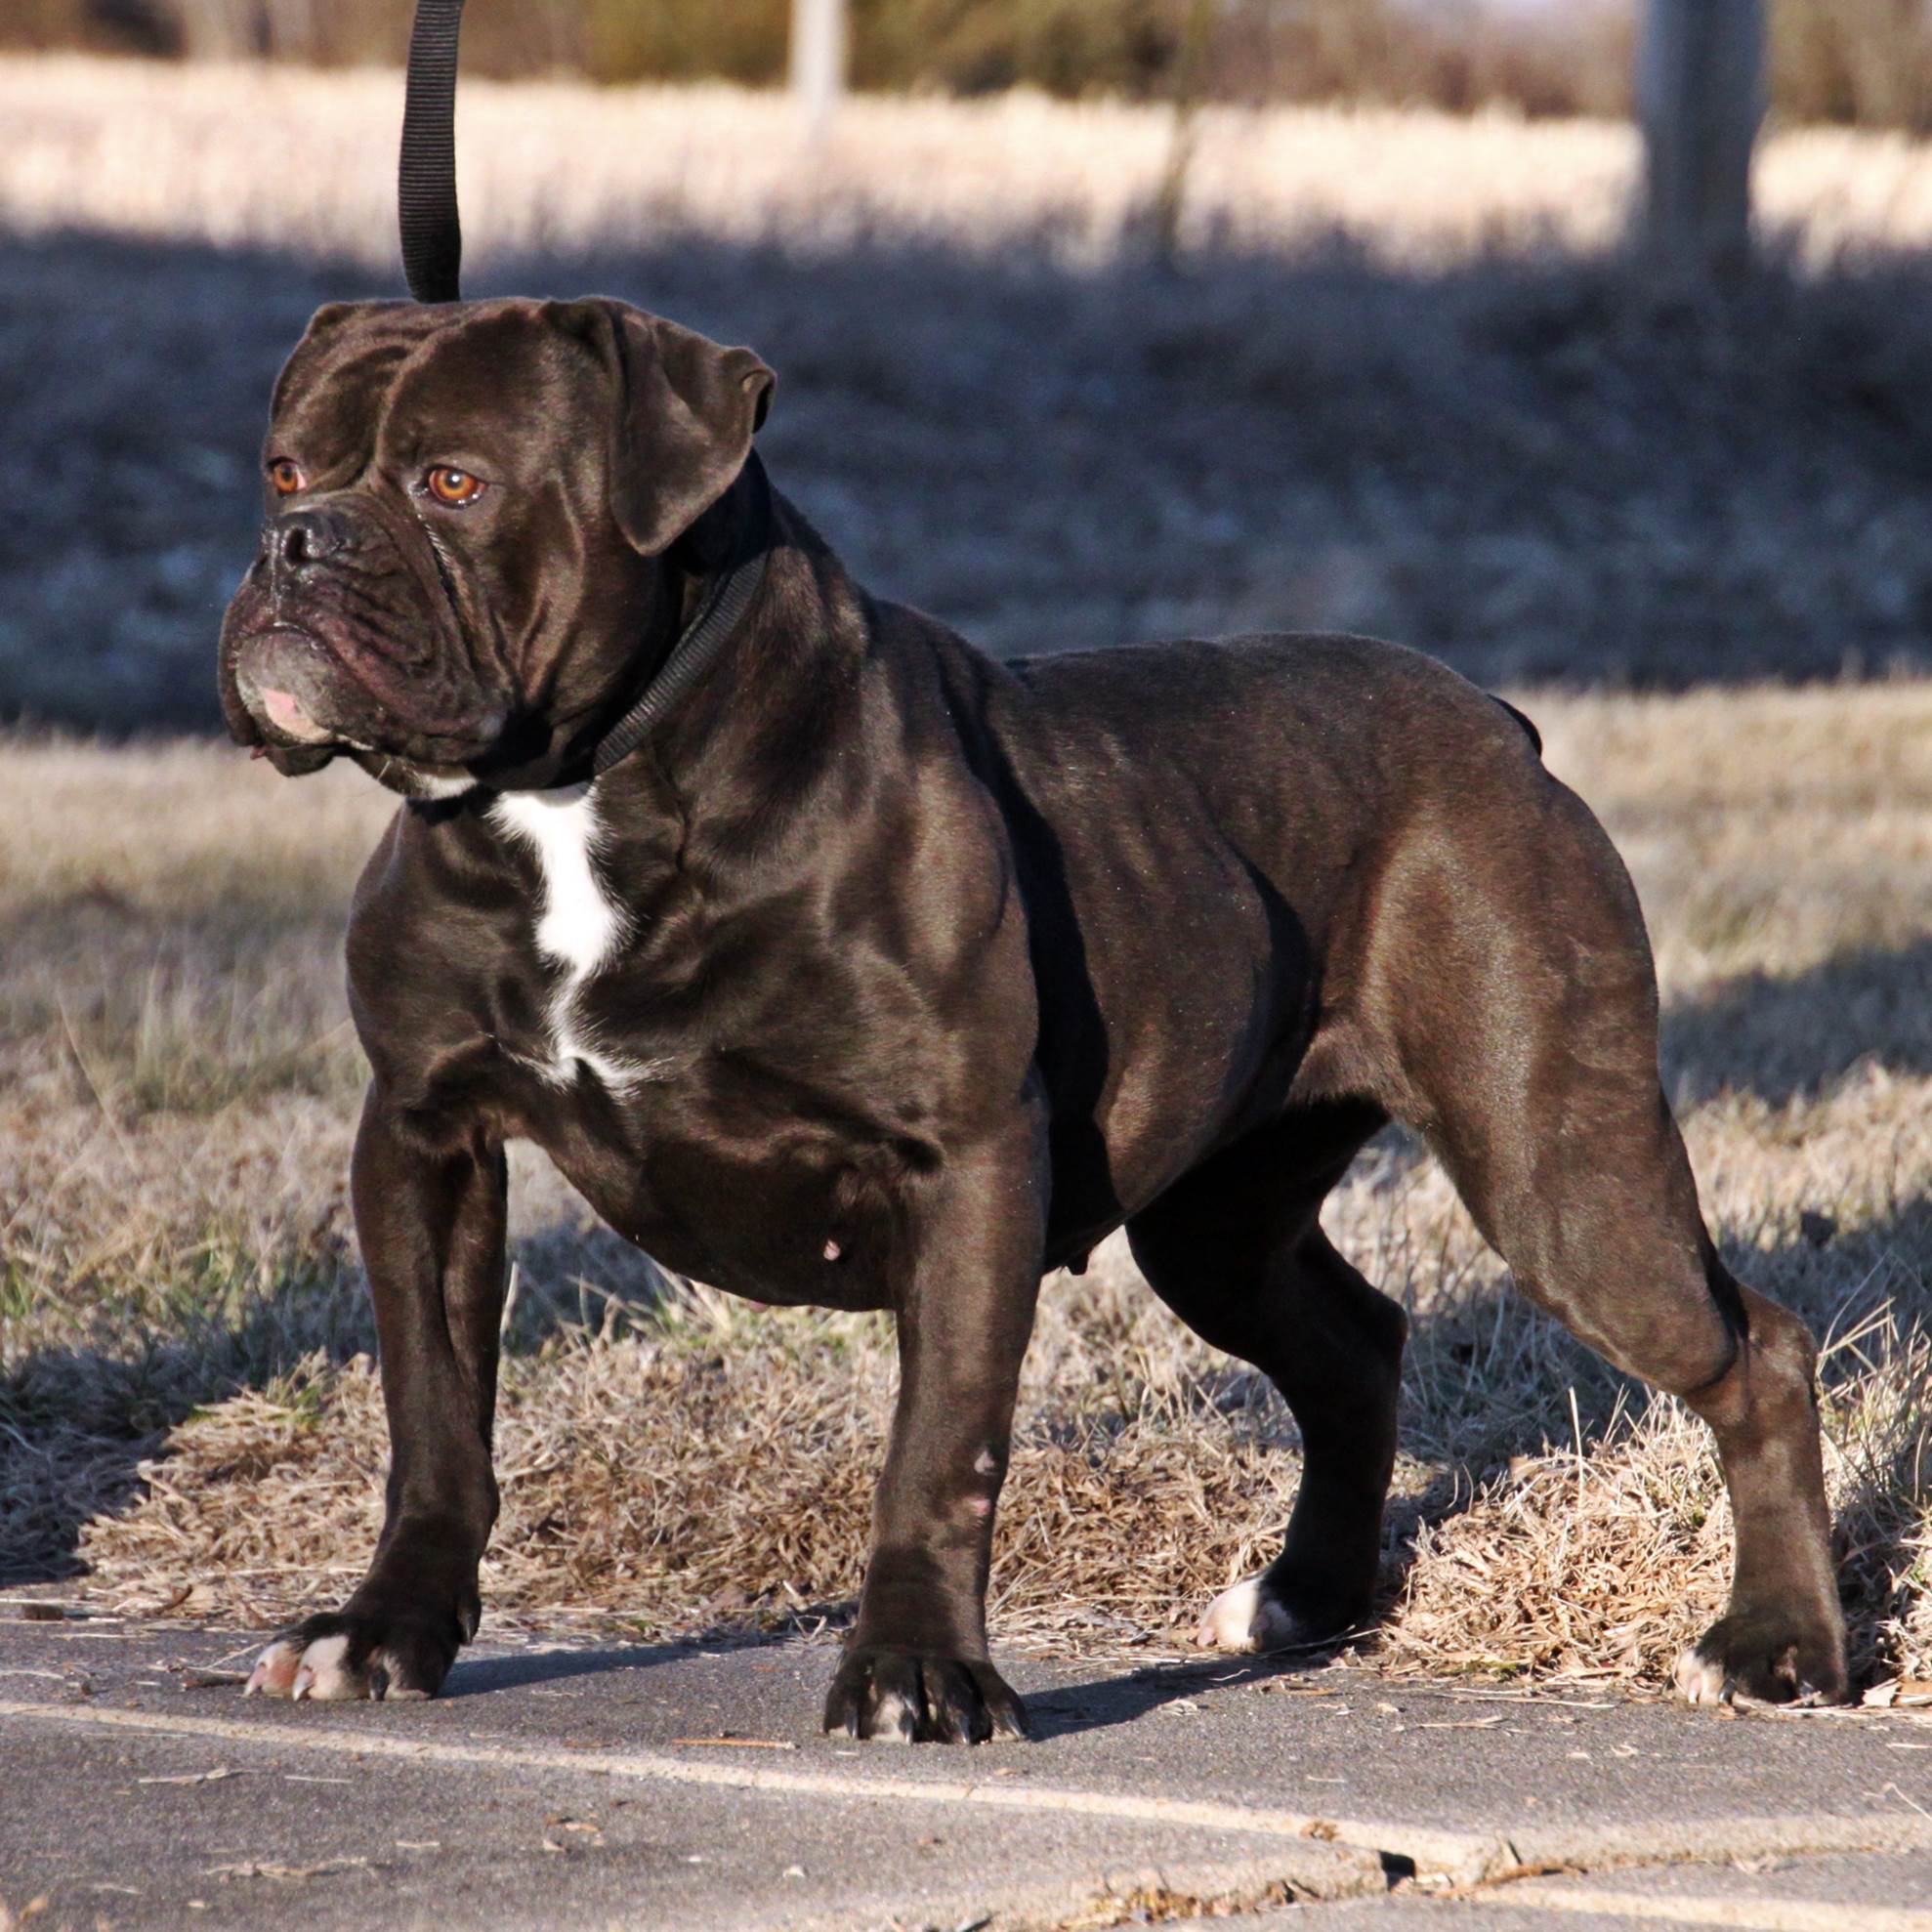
271;508;346;570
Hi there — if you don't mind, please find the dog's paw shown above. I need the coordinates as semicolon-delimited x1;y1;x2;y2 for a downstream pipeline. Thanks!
1674;1609;1850;1708
1195;1574;1362;1655
822;1644;1029;1744
244;1610;456;1704
1197;1576;1296;1653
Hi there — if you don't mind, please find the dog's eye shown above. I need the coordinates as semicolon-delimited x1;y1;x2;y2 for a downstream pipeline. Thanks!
268;459;306;496
426;466;487;507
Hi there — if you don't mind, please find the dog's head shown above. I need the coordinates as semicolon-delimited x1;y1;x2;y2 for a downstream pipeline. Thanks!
219;297;773;794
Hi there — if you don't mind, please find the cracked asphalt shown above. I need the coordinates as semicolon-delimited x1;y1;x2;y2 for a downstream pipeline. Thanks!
3;1610;1931;1930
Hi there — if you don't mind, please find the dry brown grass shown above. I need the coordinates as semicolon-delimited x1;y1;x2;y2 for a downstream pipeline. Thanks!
4;684;1928;1694
12;56;1932;271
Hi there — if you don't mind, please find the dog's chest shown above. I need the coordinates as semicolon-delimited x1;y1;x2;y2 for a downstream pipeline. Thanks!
488;785;651;1092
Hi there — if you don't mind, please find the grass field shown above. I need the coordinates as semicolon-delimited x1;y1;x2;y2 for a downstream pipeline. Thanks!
17;57;1932;270
8;59;1932;729
1;59;1929;1700
4;687;1928;1692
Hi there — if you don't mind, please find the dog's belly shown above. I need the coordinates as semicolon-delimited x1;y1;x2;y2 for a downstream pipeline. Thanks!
509;1071;907;1314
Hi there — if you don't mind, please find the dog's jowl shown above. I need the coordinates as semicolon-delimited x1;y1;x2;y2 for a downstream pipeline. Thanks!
219;296;1848;1738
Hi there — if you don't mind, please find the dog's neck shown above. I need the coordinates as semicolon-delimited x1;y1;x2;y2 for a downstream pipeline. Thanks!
584;453;778;781
425;462;864;820
456;456;788;798
609;480;869;814
440;475;872;944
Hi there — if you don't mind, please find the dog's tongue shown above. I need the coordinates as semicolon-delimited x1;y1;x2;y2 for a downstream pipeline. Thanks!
261;687;332;744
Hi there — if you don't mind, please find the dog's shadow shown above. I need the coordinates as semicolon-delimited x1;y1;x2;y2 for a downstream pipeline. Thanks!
434;1628;1323;1737
1021;1650;1351;1740
441;1637;701;1699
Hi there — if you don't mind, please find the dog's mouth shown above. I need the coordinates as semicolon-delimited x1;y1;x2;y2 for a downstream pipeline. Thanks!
231;628;334;748
258;688;331;744
231;623;357;744
220;489;518;788
224;610;509;785
221;623;341;776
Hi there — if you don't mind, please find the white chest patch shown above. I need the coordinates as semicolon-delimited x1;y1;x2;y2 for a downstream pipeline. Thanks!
489;784;642;1089
491;786;626;974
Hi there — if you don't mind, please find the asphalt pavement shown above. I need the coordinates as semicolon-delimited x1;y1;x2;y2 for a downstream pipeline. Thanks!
3;1607;1931;1930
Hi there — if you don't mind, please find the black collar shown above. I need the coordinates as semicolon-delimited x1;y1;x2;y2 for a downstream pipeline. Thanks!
456;455;774;799
587;451;774;779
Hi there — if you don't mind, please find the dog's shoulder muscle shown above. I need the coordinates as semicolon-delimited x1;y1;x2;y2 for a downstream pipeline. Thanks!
345;801;521;1100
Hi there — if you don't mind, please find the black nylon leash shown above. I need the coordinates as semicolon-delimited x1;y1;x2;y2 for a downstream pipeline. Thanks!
399;0;468;301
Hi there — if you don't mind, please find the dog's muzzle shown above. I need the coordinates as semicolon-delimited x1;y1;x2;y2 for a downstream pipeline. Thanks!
221;492;511;777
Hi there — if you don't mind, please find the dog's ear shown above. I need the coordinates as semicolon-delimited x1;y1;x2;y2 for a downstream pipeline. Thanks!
554;299;774;557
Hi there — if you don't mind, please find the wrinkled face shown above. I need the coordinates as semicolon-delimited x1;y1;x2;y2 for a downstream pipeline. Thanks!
219;296;773;795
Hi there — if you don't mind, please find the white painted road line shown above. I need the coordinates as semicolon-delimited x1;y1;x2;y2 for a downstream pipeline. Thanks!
1507;1879;1932;1932
0;1697;1492;1878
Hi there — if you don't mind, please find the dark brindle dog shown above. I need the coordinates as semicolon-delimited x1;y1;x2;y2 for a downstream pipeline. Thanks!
219;297;1848;1738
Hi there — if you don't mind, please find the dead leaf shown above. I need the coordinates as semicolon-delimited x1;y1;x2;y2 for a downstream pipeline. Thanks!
670;1736;796;1749
206;1858;368;1882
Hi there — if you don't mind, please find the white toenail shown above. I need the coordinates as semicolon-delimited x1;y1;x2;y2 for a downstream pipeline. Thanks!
870;1692;916;1742
294;1633;365;1701
1197;1576;1296;1653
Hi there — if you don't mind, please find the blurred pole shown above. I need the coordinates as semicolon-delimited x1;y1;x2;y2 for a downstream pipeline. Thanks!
170;0;268;58
274;0;316;61
791;0;848;148
1153;0;1218;267
1637;0;1766;280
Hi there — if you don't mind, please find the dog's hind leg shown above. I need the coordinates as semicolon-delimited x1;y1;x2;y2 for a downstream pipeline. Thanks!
1127;1103;1407;1655
1370;773;1847;1703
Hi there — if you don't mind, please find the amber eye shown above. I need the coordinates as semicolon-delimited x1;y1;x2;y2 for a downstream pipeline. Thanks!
269;458;306;496
426;465;487;507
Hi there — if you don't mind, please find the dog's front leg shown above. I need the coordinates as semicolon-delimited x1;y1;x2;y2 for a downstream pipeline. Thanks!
824;1106;1047;1744
246;1087;507;1701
